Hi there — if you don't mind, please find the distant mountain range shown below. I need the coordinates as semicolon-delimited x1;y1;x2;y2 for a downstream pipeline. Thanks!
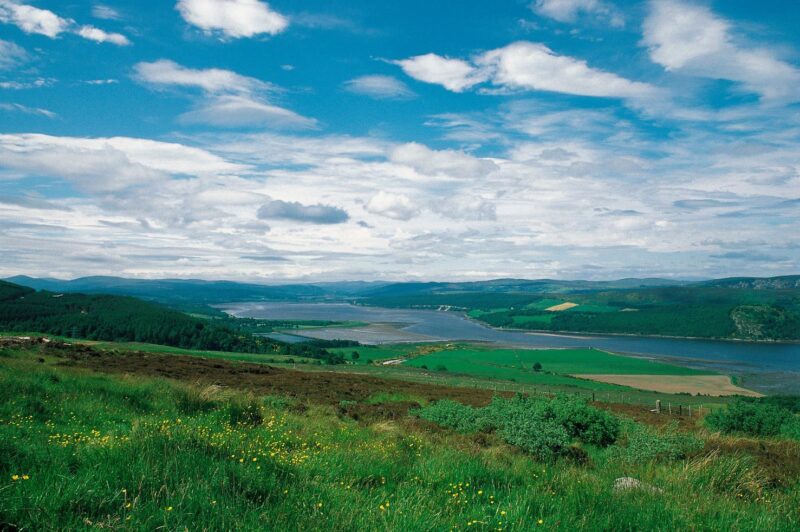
5;274;799;305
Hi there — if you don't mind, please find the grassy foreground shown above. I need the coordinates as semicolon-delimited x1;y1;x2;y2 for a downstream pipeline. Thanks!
1;349;798;530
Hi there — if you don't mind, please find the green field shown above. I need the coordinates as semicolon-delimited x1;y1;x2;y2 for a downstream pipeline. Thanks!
404;346;710;376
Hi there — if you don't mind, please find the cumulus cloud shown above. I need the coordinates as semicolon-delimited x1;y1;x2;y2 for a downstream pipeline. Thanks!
0;38;27;69
77;25;130;45
176;0;288;38
390;143;497;179
343;75;415;100
642;0;800;102
531;0;624;27
257;198;349;224
396;42;657;100
134;60;314;129
393;54;487;92
478;42;656;99
365;191;418;220
0;1;130;45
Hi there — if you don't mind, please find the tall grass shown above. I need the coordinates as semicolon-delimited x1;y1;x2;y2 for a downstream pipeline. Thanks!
1;355;798;530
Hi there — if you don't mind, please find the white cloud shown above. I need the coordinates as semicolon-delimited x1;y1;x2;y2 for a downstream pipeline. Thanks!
92;5;121;20
0;77;53;89
432;196;497;221
0;102;56;118
365;191;418;220
134;60;314;129
532;0;624;27
77;25;130;45
0;1;68;37
133;60;269;93
180;94;316;129
395;42;657;101
0;38;27;69
343;75;415;100
0;134;247;192
393;53;487;92
0;1;130;45
390;143;498;179
642;0;800;102
478;42;657;99
176;0;288;38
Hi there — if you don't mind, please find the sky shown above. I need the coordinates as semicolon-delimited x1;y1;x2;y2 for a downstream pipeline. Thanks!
0;0;798;282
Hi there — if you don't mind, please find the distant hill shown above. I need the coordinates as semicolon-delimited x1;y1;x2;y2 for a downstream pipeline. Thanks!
358;278;689;298
5;275;327;304
0;280;281;353
698;276;800;290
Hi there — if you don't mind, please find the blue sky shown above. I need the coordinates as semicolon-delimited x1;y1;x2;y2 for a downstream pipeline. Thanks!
0;0;798;281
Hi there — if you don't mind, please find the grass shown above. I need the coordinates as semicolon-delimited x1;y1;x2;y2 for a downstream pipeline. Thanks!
0;332;318;365
404;346;713;377
1;348;798;530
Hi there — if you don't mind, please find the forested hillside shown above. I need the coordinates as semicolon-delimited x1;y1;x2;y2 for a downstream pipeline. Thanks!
364;283;800;341
0;281;349;362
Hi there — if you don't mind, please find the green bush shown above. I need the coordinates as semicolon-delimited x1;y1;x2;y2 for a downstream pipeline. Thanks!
413;400;486;433
549;395;620;446
498;419;571;461
705;400;792;437
415;394;619;460
780;417;800;440
615;421;703;463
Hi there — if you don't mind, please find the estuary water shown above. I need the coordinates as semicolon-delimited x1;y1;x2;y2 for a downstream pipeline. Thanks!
223;302;800;394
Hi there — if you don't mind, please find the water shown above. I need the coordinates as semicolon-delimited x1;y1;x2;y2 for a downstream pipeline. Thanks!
223;302;800;394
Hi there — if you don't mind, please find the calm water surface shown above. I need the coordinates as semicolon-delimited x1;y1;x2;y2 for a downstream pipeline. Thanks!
224;302;800;393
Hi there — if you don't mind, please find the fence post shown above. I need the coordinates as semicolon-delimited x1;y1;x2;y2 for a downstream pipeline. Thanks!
656;400;661;414
668;403;672;415
679;405;682;416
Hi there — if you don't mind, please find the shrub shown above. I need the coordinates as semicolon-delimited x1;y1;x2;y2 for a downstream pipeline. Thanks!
414;400;485;433
755;395;800;414
498;419;570;461
706;400;792;437
615;421;703;463
415;394;620;460
780;417;800;440
549;395;620;446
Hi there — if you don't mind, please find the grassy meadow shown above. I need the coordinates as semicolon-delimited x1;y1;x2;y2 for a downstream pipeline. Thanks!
1;346;799;531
